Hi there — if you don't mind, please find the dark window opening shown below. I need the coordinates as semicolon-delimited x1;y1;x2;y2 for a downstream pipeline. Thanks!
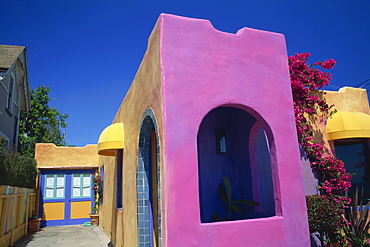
117;150;123;209
335;138;370;203
198;107;275;223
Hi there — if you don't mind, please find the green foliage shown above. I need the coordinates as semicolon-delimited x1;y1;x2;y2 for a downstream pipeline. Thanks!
344;188;370;247
0;137;37;188
18;86;68;157
306;195;343;245
211;176;260;221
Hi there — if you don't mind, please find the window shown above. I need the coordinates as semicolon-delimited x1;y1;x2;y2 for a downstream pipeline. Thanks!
45;174;66;199
334;139;370;201
198;106;275;223
6;74;14;113
117;150;123;209
72;173;91;198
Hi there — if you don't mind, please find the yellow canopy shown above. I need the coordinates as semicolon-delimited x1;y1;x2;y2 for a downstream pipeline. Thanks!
327;112;370;141
97;122;124;156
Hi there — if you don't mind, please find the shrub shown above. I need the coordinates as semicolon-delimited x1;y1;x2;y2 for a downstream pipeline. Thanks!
306;195;343;245
0;137;37;188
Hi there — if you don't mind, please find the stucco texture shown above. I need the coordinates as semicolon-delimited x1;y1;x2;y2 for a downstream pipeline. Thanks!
35;143;99;169
100;14;310;247
107;16;164;246
309;87;370;152
159;14;309;247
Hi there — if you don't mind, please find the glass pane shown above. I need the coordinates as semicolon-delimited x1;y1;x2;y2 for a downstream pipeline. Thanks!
56;187;64;198
46;175;54;188
45;188;54;198
56;174;65;187
73;174;81;187
83;174;90;186
335;143;370;200
82;187;90;197
73;188;80;197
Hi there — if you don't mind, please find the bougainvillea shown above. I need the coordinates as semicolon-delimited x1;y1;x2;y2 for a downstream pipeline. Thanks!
289;53;353;245
289;52;351;201
92;172;102;214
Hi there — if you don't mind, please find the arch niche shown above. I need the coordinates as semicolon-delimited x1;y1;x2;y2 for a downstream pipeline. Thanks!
137;109;161;247
197;106;276;223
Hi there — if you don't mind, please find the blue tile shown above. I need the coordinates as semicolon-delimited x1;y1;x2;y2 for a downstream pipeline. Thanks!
138;228;145;235
137;186;146;192
138;199;145;206
139;235;145;243
138;213;146;222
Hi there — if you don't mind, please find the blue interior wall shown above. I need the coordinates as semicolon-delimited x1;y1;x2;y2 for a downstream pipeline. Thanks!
255;127;275;215
198;107;256;222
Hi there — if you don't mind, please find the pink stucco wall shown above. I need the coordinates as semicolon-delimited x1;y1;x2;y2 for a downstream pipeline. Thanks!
159;14;310;246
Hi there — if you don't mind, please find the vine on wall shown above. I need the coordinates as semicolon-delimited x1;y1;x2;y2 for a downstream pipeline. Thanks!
289;52;351;203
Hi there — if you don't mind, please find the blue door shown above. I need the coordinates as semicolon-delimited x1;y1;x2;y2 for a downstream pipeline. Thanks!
39;169;95;226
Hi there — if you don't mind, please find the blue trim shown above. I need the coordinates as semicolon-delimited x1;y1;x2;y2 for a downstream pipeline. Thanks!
117;150;123;208
43;174;66;199
40;169;95;226
71;173;91;198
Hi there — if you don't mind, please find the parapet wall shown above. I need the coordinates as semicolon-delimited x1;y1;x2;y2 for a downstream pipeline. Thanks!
35;143;99;169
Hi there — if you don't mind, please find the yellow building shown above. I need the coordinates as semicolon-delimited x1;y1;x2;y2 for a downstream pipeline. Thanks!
35;143;99;226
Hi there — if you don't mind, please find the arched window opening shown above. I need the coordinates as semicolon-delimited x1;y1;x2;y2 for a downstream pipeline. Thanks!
198;106;275;223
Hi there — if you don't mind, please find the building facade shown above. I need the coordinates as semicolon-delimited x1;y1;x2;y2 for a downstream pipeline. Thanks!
0;45;30;148
96;14;310;247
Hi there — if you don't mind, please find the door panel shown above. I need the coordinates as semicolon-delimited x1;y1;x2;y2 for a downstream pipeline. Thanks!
40;170;94;226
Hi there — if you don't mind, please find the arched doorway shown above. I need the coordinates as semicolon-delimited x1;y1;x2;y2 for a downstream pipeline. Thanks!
137;109;161;247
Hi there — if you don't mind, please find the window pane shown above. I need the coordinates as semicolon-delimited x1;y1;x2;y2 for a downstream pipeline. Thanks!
73;188;80;197
46;175;54;188
73;174;81;187
56;187;64;198
45;188;54;198
335;143;370;197
83;187;90;197
56;175;65;187
83;174;90;186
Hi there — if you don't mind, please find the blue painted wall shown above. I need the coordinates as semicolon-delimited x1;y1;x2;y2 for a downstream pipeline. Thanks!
198;107;256;222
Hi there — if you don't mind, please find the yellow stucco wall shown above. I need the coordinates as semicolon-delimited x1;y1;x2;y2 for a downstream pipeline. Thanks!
311;86;370;152
35;143;99;169
98;155;116;241
325;87;370;114
98;18;164;247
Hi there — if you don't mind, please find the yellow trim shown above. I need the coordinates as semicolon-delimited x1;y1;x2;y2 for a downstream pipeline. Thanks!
327;112;370;141
97;122;124;156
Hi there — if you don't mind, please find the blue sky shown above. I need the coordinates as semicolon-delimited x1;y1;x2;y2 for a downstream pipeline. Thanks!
1;0;369;147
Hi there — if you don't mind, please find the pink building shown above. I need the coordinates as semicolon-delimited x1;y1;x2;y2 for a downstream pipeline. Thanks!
97;14;310;246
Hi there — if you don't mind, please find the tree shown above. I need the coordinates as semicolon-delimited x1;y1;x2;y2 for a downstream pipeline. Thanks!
18;86;68;157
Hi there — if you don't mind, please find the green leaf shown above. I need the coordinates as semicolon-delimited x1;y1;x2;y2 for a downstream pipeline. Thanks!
229;202;242;213
211;211;221;222
235;199;260;207
223;176;232;204
217;183;228;204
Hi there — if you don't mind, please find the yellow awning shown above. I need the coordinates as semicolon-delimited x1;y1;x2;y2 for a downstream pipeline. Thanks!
327;112;370;141
97;122;124;156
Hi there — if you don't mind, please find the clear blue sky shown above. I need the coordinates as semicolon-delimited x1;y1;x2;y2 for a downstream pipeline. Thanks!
1;0;369;147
